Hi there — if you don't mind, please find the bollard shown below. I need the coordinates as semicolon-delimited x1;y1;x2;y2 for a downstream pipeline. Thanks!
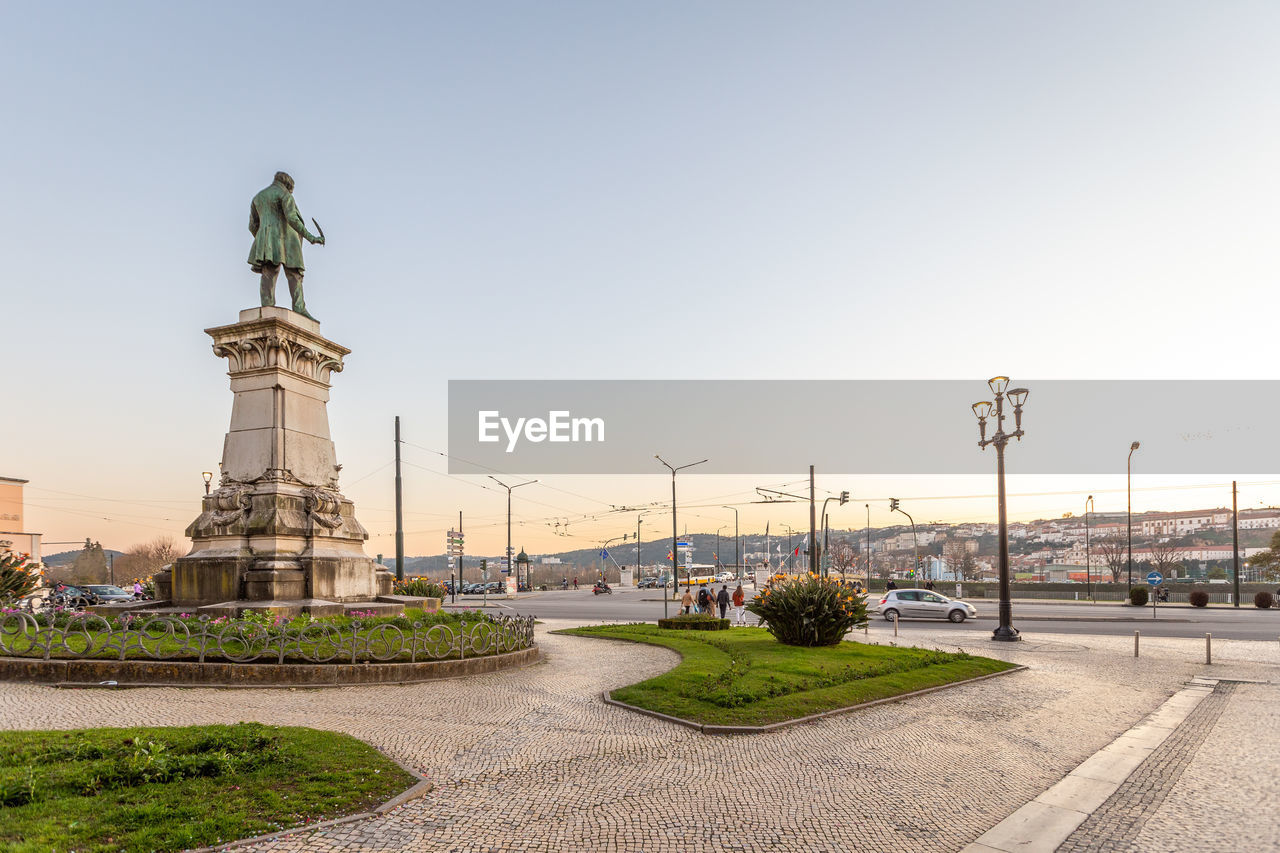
893;617;898;638
1134;630;1140;657
864;623;869;639
1206;633;1212;665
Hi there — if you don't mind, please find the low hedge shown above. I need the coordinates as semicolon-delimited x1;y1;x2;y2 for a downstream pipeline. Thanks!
1128;586;1149;606
1189;591;1209;608
657;615;729;631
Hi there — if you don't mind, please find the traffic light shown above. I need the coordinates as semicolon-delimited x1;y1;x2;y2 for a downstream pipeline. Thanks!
889;498;900;512
839;491;850;505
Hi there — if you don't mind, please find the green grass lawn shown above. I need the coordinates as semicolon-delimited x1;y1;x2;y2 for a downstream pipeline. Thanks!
0;723;416;852
560;624;1017;727
3;609;510;662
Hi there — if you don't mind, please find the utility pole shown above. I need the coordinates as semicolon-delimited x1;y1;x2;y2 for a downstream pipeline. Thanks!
808;465;817;574
636;515;642;585
394;416;404;582
865;504;871;586
1232;481;1241;608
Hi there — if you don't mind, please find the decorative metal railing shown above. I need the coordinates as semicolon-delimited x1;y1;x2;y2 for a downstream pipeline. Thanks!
0;612;535;664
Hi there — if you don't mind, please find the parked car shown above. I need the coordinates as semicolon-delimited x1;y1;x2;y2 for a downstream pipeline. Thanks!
82;584;135;604
876;590;977;623
484;581;503;593
50;583;97;609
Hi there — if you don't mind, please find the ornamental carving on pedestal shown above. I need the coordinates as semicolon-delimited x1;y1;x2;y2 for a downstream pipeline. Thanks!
207;483;253;526
212;333;344;383
302;487;344;531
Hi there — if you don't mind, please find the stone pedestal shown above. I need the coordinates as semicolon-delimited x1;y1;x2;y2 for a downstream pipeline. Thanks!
156;307;394;615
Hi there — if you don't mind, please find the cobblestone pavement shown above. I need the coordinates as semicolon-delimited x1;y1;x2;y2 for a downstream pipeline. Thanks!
1057;682;1238;853
1;621;1275;852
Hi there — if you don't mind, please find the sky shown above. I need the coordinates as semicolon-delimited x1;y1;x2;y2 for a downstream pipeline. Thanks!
4;2;1280;558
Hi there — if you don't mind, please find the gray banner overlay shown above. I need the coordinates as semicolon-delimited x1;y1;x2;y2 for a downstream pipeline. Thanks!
447;380;1279;475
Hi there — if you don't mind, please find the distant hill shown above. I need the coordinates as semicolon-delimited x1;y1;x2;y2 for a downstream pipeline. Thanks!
43;548;123;566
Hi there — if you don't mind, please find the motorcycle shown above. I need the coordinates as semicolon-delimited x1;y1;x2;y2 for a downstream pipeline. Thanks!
592;582;612;595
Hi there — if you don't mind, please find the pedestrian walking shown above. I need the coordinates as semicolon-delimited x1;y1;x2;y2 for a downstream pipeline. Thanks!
886;579;898;590
716;585;730;619
696;585;709;614
573;576;579;590
681;588;694;615
731;584;746;626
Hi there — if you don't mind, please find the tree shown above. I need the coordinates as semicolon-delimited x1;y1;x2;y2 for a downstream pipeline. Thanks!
943;540;980;581
1149;540;1183;580
1243;530;1280;583
113;537;184;584
827;538;857;580
1097;537;1127;583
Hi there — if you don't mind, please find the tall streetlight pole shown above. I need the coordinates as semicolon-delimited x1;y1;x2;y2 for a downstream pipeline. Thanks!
865;504;872;586
972;376;1029;642
656;455;707;618
1084;495;1095;601
889;498;918;587
394;416;404;582
489;476;537;592
1127;441;1140;589
722;506;739;580
714;527;726;570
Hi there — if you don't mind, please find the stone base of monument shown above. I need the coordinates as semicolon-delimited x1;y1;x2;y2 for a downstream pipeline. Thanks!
146;307;398;617
94;596;420;620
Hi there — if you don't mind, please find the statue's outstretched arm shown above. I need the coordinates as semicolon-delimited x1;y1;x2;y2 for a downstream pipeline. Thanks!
282;192;318;243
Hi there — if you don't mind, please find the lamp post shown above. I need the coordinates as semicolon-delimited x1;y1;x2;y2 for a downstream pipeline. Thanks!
1084;495;1095;601
865;504;872;586
656;455;707;618
889;498;918;587
489;476;537;591
1127;441;1140;589
972;376;1028;642
201;471;213;495
722;506;739;580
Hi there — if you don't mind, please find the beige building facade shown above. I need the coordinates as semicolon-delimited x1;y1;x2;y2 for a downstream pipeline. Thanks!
0;476;42;563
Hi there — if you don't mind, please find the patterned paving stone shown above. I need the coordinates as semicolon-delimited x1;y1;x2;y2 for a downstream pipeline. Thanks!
0;622;1271;852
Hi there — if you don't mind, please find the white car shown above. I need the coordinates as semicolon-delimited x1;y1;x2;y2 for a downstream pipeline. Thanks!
876;589;977;623
714;571;733;583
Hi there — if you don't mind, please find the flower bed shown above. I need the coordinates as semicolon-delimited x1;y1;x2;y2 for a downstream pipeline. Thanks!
0;608;533;664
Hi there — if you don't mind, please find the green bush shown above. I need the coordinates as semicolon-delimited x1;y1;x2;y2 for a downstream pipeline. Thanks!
1189;591;1209;607
393;577;446;599
657;615;728;630
1254;591;1274;609
1128;586;1149;606
746;574;868;647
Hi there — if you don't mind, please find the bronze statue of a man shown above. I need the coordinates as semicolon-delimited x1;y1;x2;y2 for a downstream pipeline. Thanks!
248;171;324;320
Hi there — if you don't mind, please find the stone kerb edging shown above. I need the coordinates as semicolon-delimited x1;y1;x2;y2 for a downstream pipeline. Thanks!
0;646;540;688
601;665;1028;735
189;754;435;852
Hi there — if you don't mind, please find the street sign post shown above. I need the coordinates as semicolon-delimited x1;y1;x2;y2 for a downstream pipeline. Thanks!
1147;570;1163;619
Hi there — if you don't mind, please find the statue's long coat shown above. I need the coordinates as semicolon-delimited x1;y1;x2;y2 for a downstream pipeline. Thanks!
248;181;310;271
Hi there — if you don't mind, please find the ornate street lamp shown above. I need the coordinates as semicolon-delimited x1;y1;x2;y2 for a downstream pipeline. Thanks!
972;376;1028;642
202;471;214;495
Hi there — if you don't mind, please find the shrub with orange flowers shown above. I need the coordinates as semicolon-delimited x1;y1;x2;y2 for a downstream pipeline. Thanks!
746;573;868;646
1;552;40;606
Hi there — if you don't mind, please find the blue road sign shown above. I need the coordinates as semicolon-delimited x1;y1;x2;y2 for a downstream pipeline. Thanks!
600;549;608;559
1147;570;1164;586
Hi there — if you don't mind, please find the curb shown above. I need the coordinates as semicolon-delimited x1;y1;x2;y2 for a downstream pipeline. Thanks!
961;678;1220;853
0;647;539;689
189;755;434;852
601;664;1028;735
